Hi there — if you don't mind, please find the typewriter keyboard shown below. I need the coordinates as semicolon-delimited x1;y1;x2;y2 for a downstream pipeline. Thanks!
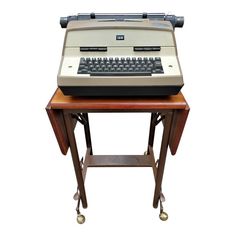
77;57;164;76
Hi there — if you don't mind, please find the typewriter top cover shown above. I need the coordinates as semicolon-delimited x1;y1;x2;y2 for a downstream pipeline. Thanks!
58;13;184;96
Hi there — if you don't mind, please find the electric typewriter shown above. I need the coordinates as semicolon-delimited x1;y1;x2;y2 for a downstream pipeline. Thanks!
58;13;184;96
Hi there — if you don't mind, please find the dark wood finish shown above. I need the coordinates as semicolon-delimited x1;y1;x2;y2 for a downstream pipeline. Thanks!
63;112;87;208
83;113;93;155
50;88;187;110
153;112;173;208
85;154;155;167
46;108;69;155
47;89;189;156
148;146;157;178
148;113;157;149
46;88;190;215
82;147;91;179
46;105;77;155
75;147;91;214
169;104;190;155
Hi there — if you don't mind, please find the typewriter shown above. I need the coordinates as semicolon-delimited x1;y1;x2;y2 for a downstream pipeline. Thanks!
58;13;184;96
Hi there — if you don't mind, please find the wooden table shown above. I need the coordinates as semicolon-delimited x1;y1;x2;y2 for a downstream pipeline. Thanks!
46;88;189;223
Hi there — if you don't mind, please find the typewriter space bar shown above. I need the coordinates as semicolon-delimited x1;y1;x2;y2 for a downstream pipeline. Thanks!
90;72;151;76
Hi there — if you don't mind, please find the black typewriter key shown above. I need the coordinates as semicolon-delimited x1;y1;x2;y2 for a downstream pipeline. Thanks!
154;60;161;65
80;59;86;65
78;56;163;76
80;69;88;73
156;69;164;73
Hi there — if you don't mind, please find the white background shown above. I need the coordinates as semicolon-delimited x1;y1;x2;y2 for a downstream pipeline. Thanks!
0;0;236;235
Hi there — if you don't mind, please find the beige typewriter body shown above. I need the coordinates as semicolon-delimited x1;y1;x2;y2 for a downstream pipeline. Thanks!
58;19;183;96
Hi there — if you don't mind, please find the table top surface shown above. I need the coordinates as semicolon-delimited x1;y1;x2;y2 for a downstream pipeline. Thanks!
47;88;188;111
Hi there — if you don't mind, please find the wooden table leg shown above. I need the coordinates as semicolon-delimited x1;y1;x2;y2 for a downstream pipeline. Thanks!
153;111;173;208
147;113;158;152
63;111;88;208
83;113;93;155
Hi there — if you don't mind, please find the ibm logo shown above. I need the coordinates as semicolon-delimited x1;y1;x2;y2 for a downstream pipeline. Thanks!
116;35;125;40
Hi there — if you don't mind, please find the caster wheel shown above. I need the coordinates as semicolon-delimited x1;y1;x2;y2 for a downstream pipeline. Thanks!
144;151;148;155
77;214;86;224
159;211;168;221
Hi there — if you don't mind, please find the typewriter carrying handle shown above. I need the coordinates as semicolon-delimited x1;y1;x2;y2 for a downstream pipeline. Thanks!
60;13;184;29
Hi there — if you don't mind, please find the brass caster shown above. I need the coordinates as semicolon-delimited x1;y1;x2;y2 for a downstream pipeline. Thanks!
159;211;168;221
77;214;86;224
